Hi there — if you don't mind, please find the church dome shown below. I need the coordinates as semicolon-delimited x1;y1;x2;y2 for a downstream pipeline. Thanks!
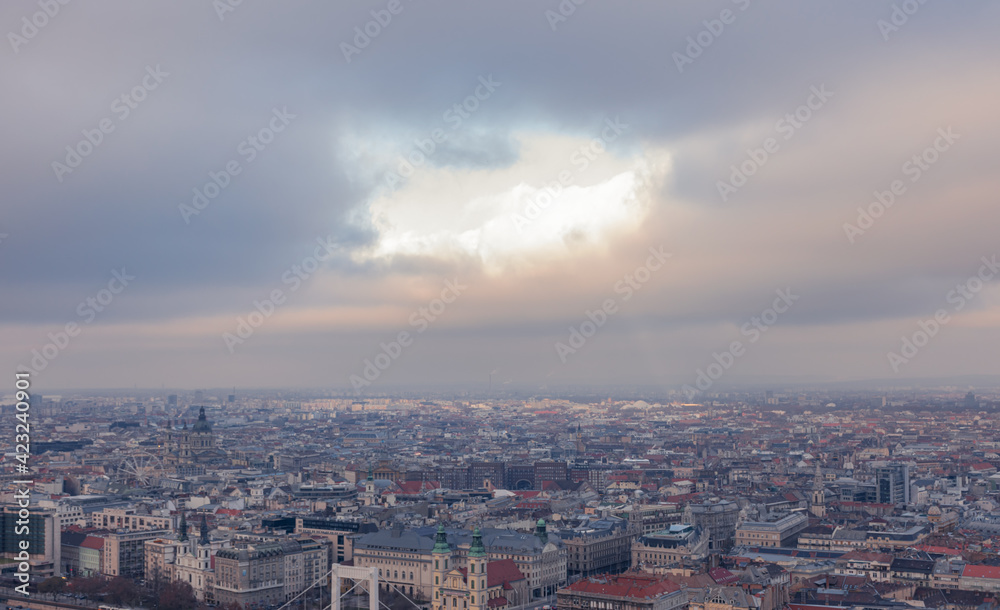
192;406;212;432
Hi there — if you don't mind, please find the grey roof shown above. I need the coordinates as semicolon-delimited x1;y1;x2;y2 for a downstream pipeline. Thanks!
355;526;558;554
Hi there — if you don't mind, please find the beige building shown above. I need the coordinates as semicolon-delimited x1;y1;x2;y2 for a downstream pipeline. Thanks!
354;522;565;602
618;505;684;535
103;529;172;578
632;525;709;567
173;542;215;602
562;517;635;578
91;507;174;531
434;527;524;610
684;501;739;552
213;538;328;608
734;512;808;548
214;543;287;608
144;537;182;583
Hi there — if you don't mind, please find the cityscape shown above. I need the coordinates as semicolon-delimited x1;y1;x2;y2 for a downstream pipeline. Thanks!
3;388;1000;609
3;2;1000;610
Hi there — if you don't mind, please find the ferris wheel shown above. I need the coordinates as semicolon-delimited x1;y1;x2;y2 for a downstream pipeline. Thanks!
115;452;164;486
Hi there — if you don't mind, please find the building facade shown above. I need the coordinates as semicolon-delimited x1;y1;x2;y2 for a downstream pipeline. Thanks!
103;528;172;578
556;573;687;610
684;501;739;552
354;522;566;601
562;516;635;577
632;525;710;567
734;513;808;548
91;507;174;531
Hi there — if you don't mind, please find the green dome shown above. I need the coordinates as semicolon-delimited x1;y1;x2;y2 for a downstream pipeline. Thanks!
469;526;486;558
432;524;451;554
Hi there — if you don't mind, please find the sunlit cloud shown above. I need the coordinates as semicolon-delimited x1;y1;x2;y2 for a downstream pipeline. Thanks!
349;132;671;273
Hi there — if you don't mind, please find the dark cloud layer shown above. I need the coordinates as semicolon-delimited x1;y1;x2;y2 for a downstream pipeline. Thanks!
2;1;999;390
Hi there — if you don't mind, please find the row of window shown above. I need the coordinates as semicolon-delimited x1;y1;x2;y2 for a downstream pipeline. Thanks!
380;569;416;580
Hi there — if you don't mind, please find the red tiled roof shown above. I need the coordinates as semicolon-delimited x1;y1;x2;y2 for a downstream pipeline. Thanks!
81;536;104;550
963;565;1000;580
487;559;525;588
708;568;739;584
487;597;508;608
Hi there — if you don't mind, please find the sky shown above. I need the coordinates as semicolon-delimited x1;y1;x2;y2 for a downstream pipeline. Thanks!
2;1;999;393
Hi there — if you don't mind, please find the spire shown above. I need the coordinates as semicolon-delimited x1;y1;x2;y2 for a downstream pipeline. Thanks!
178;512;188;542
432;523;451;554
367;463;374;481
535;518;548;545
199;513;210;544
469;526;486;557
814;462;823;489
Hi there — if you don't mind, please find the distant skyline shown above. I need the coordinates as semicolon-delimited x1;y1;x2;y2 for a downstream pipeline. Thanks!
2;1;999;391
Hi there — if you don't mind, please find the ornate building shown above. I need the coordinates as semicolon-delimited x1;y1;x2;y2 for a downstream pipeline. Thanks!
163;407;226;466
354;524;551;604
433;526;528;610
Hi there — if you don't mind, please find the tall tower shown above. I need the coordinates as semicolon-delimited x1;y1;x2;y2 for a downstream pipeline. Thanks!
432;524;451;610
363;464;377;506
199;514;210;545
810;463;826;518
468;527;488;610
535;518;548;545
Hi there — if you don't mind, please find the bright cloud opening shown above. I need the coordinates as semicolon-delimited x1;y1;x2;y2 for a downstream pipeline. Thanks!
352;131;671;272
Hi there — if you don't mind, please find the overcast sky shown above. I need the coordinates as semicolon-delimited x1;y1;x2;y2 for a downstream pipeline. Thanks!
2;1;999;392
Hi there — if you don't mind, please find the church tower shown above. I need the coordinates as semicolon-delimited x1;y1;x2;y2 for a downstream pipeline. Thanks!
810;463;826;518
363;464;377;506
432;524;451;610
535;518;548;545
468;527;488;610
178;511;189;548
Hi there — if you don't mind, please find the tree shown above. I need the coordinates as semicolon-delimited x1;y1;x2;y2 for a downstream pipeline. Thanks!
158;580;199;610
69;575;107;597
38;576;66;594
105;576;141;607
